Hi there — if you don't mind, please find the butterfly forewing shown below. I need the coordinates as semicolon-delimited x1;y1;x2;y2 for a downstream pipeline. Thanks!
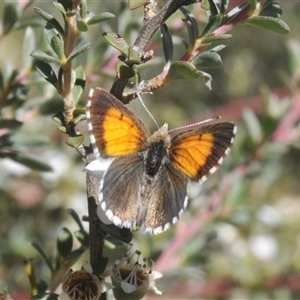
86;88;150;157
170;122;236;182
99;154;144;228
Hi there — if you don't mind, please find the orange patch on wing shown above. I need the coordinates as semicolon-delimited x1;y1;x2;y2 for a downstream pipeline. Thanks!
102;107;146;156
171;133;215;179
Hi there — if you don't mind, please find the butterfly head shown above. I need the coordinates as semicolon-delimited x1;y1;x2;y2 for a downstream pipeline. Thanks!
147;123;171;148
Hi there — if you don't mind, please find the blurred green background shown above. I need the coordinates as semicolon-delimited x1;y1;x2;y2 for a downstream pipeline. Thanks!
0;1;300;299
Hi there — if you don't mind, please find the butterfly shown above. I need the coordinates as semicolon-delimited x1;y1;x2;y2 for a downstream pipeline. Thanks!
85;87;237;234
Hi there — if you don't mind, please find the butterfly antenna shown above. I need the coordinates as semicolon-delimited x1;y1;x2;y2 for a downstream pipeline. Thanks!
168;116;221;133
137;93;160;129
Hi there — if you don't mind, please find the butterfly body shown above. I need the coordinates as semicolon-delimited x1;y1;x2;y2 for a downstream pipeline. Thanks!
86;88;236;234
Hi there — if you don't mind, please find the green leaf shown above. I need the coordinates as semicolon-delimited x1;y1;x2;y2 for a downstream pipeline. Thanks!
65;248;85;261
80;0;88;19
201;0;210;11
87;12;115;25
34;60;58;87
0;119;23;129
74;230;89;248
161;24;173;63
31;242;54;272
72;66;86;105
6;152;53;172
100;223;133;244
103;32;129;57
34;7;64;36
200;14;223;37
166;62;202;81
207;0;220;16
66;135;84;148
44;22;59;48
57;0;73;11
67;41;91;63
52;2;66;15
115;61;136;79
23;27;35;69
260;2;282;18
52;111;65;125
57;227;73;257
201;34;232;44
192;51;222;68
67;208;84;230
31;293;59;300
65;9;77;17
76;14;88;32
246;16;290;34
51;36;65;60
3;3;19;35
31;50;61;64
0;70;3;92
243;109;263;144
220;0;229;14
249;0;257;11
180;7;199;37
127;47;142;64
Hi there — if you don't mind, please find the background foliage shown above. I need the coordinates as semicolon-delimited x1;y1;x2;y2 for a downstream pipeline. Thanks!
0;0;299;299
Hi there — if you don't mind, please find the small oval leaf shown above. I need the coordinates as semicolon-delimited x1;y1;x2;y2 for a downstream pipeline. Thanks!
67;41;91;63
57;227;73;257
66;135;84;148
200;14;223;37
246;16;290;34
34;60;58;87
8;152;53;172
3;3;19;35
161;24;173;63
74;230;89;248
0;119;23;129
192;51;222;69
31;50;60;64
103;32;129;57
166;62;201;81
87;12;115;25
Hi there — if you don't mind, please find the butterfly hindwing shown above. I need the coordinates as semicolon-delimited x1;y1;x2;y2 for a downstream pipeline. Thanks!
86;88;150;158
144;162;189;234
170;122;236;183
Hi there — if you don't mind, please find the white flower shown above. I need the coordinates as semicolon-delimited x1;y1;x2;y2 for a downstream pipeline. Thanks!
107;247;163;300
59;260;113;300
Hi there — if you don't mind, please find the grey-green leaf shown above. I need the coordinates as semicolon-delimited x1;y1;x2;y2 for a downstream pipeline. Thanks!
246;16;289;34
161;24;173;63
202;34;232;44
67;41;91;63
3;3;19;35
8;152;53;172
34;60;58;87
103;32;129;57
166;62;201;81
87;12;115;25
192;51;222;68
31;50;61;64
200;14;223;37
0;119;23;129
57;227;73;257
